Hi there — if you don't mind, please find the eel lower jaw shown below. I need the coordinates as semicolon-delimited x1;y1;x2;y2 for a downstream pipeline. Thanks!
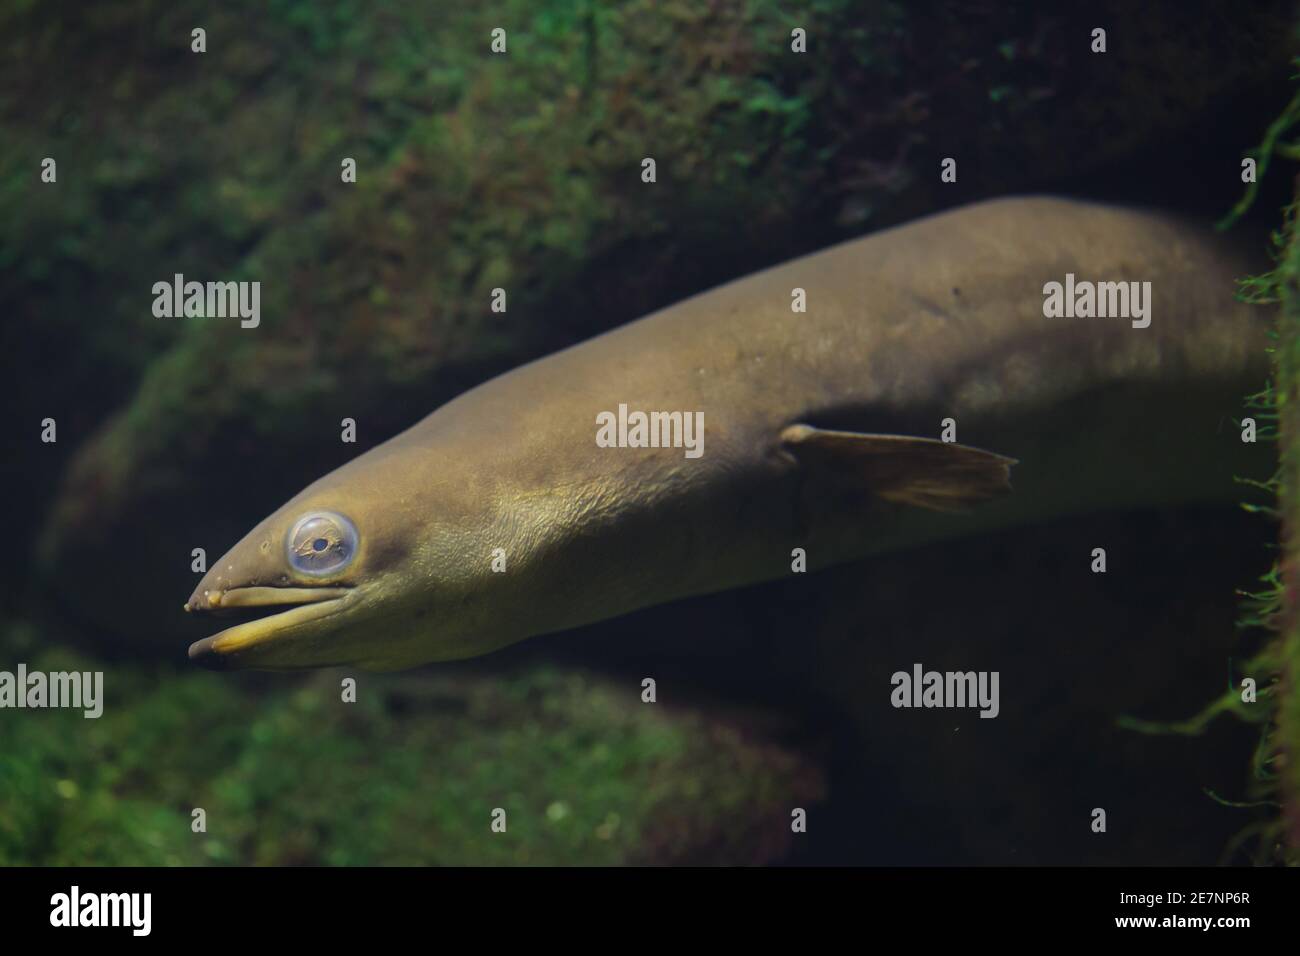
186;586;353;668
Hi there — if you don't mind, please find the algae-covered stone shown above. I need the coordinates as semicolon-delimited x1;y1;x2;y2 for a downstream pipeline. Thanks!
0;623;824;865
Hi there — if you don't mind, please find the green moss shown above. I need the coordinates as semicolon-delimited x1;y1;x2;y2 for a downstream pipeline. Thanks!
1132;70;1300;865
0;623;823;866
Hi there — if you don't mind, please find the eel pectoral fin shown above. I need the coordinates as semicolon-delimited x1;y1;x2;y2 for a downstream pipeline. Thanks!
780;424;1017;512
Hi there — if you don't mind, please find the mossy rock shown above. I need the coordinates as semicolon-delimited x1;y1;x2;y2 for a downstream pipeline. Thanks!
0;623;824;865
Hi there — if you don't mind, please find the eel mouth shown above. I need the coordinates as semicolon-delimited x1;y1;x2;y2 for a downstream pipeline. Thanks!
185;586;351;668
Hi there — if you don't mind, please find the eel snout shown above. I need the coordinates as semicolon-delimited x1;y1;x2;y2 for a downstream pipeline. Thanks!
184;585;353;668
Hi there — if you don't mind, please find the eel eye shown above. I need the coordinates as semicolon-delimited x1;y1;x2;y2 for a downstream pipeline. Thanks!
287;511;358;577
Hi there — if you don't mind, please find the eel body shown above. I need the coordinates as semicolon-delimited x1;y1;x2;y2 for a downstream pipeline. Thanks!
185;197;1270;670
